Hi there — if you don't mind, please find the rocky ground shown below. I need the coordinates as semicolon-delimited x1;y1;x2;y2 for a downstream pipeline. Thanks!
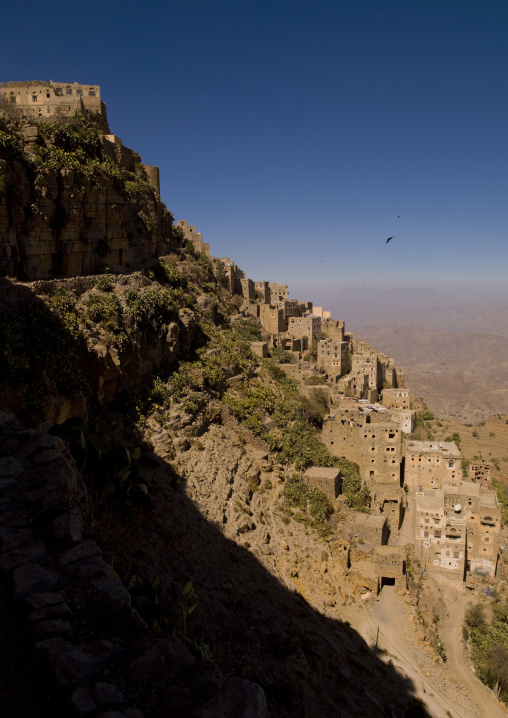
0;401;435;718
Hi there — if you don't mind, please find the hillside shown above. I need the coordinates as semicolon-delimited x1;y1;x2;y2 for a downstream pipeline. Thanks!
3;107;508;718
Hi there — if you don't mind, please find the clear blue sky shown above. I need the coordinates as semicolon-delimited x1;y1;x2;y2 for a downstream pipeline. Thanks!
2;0;508;310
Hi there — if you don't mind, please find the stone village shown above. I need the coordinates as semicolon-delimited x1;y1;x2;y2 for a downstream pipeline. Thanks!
175;219;502;597
1;81;501;597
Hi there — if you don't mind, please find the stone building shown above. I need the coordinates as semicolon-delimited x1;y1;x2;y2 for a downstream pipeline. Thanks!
470;457;492;489
214;257;250;296
298;301;313;315
258;304;286;334
351;514;389;546
313;306;331;320
378;354;397;389
239;278;255;300
467;492;501;578
1;81;106;123
100;135;160;195
250;342;268;358
351;353;378;392
370;484;405;534
323;415;402;486
381;388;410;410
176;220;211;258
335;373;371;399
254;281;270;303
415;483;501;582
395;368;406;388
288;316;321;344
268;283;288;303
317;339;349;380
405;441;462;490
321;319;345;342
303;467;342;501
276;299;299;321
388;409;416;435
374;546;406;590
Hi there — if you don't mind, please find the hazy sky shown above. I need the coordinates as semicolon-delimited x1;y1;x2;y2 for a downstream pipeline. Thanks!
2;1;508;309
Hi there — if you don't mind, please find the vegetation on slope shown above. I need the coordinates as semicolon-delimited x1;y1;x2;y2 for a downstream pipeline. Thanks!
465;599;508;701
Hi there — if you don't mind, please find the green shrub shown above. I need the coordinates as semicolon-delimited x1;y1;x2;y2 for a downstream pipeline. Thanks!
304;375;327;385
232;319;261;341
283;473;333;537
95;275;113;292
445;432;461;448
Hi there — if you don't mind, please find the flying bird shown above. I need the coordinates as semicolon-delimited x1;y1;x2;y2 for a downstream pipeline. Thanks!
386;236;395;244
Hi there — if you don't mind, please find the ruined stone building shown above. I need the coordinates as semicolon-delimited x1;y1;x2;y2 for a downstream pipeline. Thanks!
213;257;249;296
351;514;389;546
176;220;211;258
1;81;106;123
405;441;462;490
335;373;370;399
321;319;345;341
395;367;406;388
254;281;270;303
378;354;397;389
470;456;492;489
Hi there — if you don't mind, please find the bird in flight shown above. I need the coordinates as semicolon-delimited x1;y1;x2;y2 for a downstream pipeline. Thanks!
386;236;395;243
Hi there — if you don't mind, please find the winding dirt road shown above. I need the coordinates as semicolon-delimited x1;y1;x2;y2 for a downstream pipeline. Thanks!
355;585;506;718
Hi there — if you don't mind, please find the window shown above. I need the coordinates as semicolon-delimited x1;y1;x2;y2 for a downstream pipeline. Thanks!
76;87;83;94
435;531;441;538
88;89;96;96
66;87;72;95
54;87;63;96
32;94;38;102
424;531;429;538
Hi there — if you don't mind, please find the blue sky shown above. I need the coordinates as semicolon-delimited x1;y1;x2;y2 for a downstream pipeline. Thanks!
2;0;508;311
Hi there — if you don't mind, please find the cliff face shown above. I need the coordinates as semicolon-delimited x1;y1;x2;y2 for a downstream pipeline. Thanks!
0;114;176;280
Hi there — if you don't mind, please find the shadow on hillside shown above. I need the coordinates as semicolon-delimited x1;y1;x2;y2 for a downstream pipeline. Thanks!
132;452;433;718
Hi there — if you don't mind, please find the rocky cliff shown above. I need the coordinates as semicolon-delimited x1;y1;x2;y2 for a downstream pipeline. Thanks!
0;113;176;279
0;106;433;718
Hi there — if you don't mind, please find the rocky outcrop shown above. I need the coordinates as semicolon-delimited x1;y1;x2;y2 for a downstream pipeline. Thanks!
0;119;179;280
0;411;268;718
0;273;201;425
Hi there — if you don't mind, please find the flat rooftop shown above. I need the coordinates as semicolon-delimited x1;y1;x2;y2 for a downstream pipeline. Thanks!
406;441;461;457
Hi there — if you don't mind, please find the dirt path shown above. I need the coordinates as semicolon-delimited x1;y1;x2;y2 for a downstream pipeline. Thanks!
438;589;507;718
353;585;505;718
